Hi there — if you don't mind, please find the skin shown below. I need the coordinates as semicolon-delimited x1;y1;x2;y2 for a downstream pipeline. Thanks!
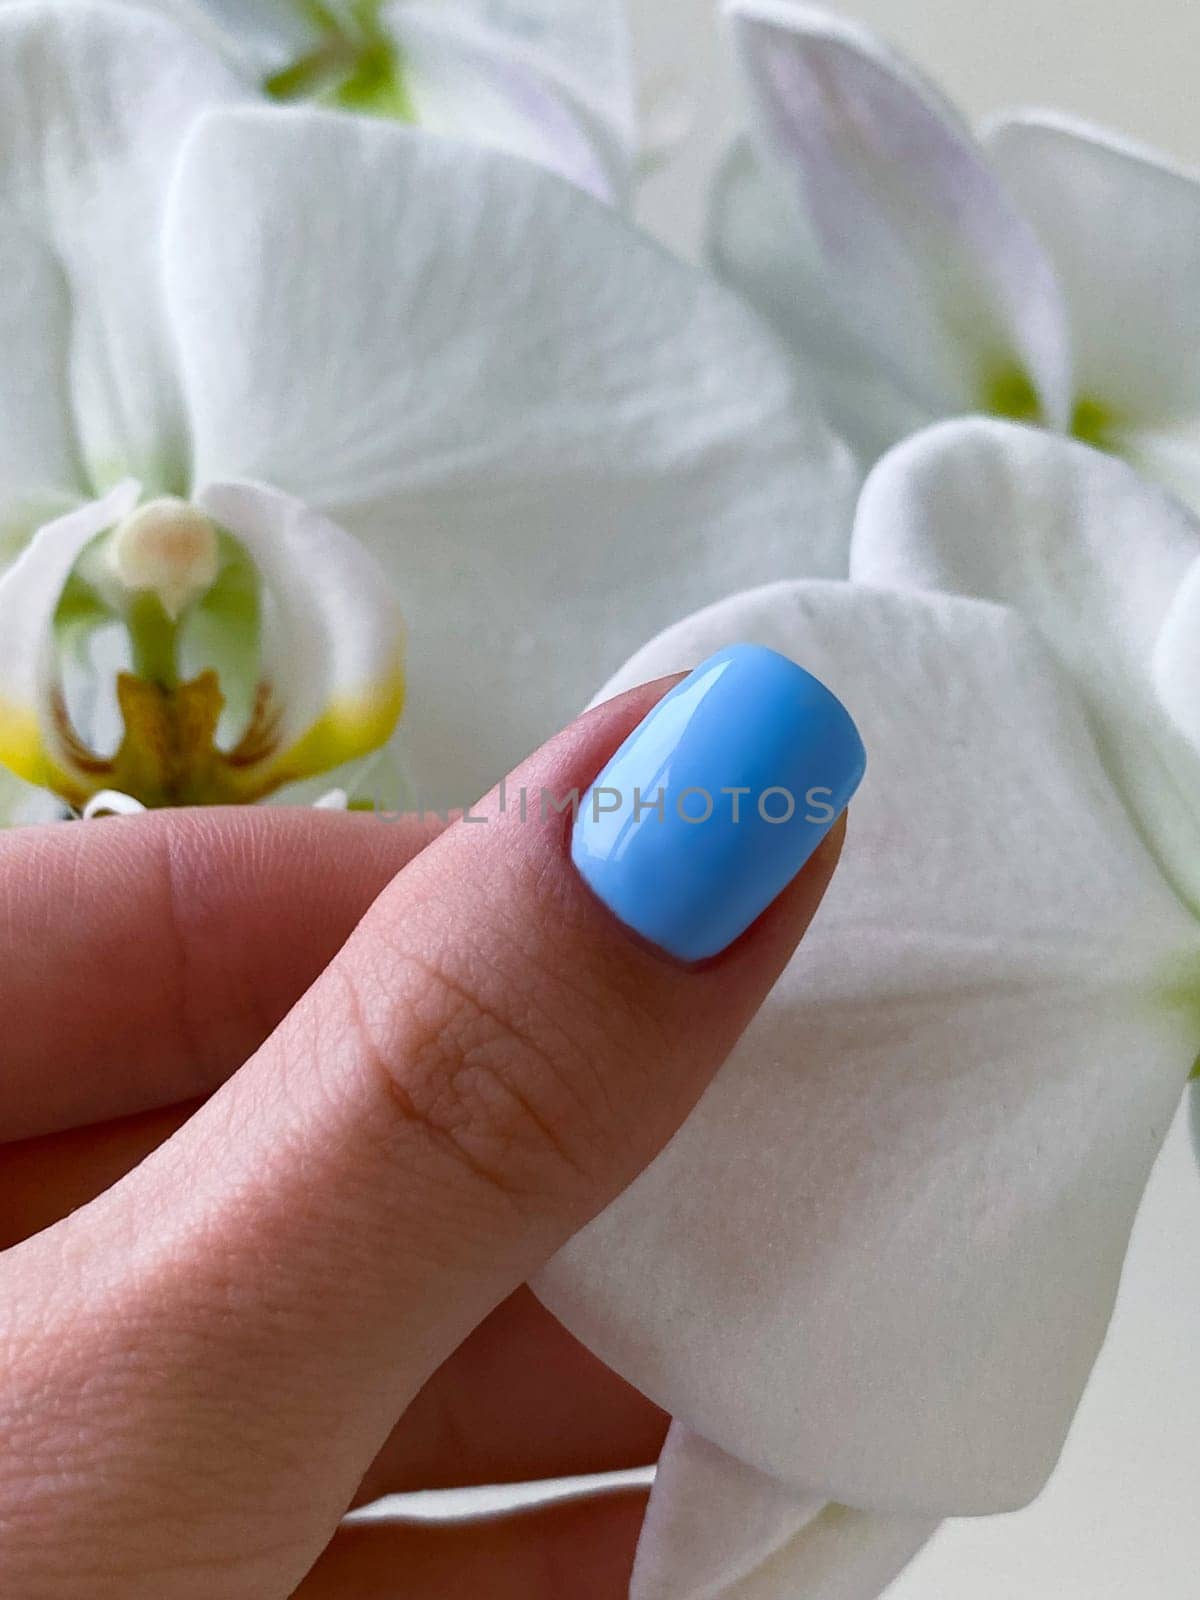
0;678;844;1598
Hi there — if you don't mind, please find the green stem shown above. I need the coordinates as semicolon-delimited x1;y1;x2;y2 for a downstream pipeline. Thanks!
127;594;180;689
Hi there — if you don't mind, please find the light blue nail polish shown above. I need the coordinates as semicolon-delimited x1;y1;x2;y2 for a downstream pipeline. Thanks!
571;644;866;962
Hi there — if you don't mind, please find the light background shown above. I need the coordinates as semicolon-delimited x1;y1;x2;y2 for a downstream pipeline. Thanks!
627;2;1200;1594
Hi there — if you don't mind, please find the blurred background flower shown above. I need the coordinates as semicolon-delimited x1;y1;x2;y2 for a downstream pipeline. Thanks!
113;0;639;199
710;2;1200;510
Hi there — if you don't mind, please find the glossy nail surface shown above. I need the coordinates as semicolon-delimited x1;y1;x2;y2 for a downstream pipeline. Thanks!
572;644;866;961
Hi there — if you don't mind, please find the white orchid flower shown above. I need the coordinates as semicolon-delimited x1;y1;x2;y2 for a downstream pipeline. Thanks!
711;0;1200;507
0;0;852;823
117;0;637;200
531;423;1200;1598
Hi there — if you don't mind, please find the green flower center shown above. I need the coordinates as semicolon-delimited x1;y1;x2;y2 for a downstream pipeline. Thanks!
1068;395;1118;452
265;1;417;121
981;363;1042;426
982;362;1121;452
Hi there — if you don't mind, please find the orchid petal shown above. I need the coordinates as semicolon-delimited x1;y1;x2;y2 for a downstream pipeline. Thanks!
267;736;410;813
887;1103;1200;1597
157;0;314;74
986;113;1200;462
0;767;68;828
536;579;1200;1515
1153;555;1200;753
0;483;140;798
851;418;1200;913
632;1424;935;1600
726;2;1071;427
384;5;627;200
439;0;637;152
0;223;86;555
114;0;268;68
165;107;856;807
0;3;243;495
196;481;405;791
709;134;940;461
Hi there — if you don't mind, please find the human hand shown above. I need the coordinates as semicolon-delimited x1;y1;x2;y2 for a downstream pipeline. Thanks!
0;656;857;1597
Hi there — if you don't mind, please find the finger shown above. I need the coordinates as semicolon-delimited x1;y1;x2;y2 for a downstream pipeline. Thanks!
0;1102;198;1250
353;1287;668;1502
1;1118;668;1490
0;806;445;1140
294;1490;649;1600
4;654;858;1597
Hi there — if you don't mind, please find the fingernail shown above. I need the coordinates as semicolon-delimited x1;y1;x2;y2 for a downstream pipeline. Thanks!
572;644;866;961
